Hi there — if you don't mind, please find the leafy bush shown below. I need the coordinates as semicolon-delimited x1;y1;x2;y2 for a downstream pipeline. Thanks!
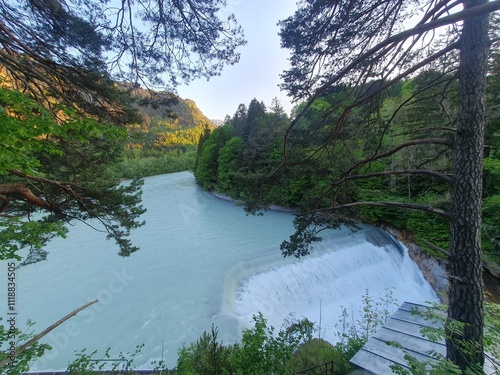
176;325;234;375
176;313;313;375
0;320;50;375
291;338;350;375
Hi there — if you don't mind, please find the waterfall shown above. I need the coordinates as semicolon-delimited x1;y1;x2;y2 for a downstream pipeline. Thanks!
229;225;437;341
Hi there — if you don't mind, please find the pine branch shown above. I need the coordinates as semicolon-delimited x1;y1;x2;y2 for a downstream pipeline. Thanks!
8;169;88;210
334;169;452;186
0;184;52;212
347;138;452;174
314;201;452;218
280;1;500;167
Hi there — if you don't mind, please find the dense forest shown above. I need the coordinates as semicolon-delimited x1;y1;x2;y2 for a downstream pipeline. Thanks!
195;69;500;278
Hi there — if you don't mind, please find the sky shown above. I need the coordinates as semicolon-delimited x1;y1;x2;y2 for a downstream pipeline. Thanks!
176;0;299;121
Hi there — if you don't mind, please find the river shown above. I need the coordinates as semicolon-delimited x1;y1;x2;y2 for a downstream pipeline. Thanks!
0;171;437;370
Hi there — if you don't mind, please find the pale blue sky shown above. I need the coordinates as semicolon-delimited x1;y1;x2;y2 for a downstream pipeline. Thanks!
177;0;298;120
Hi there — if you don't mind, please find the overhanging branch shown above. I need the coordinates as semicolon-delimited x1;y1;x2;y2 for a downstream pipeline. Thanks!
8;169;88;210
281;1;500;167
0;300;99;369
334;169;453;186
346;137;452;175
292;1;500;127
0;184;52;212
315;201;452;218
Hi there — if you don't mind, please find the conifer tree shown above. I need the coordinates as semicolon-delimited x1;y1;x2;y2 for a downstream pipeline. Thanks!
278;0;500;370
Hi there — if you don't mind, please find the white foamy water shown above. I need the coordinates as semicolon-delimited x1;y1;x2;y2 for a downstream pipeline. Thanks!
233;230;437;341
0;172;437;371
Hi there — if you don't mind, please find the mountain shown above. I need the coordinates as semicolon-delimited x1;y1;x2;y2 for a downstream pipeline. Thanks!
126;88;216;151
210;119;224;126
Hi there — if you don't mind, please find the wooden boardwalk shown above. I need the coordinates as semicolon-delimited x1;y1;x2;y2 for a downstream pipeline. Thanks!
350;301;499;375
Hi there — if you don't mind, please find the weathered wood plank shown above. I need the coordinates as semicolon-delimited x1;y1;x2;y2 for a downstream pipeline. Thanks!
375;327;446;357
391;308;444;328
383;316;425;334
362;337;437;365
350;347;407;375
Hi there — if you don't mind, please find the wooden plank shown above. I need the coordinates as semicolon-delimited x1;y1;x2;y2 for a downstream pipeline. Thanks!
391;309;444;328
350;347;408;375
384;316;446;344
351;302;500;375
384;316;427;335
374;327;446;357
362;337;437;365
351;336;440;375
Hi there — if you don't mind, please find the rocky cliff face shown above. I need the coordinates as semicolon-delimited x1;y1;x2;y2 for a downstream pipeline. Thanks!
406;241;449;303
384;227;449;303
384;226;500;304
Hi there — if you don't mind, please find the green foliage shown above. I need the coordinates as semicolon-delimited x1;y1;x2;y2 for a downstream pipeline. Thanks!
483;158;500;197
334;288;397;361
0;87;145;262
177;313;312;375
0;88;63;174
217;137;245;196
176;325;234;375
405;211;450;259
0;87;126;176
112;151;196;180
482;194;500;256
0;219;67;263
291;339;350;375
66;345;145;374
0;319;50;375
194;125;234;189
194;98;290;198
233;313;296;375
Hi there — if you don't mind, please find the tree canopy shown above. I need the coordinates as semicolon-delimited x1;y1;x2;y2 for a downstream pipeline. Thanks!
0;0;245;119
0;0;245;262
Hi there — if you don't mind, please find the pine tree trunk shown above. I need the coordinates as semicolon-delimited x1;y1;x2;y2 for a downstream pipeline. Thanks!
447;0;489;370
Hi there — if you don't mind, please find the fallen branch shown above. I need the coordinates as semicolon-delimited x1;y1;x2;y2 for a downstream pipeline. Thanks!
0;299;98;368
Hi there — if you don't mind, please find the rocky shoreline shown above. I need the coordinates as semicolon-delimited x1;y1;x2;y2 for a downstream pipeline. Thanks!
383;226;500;304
